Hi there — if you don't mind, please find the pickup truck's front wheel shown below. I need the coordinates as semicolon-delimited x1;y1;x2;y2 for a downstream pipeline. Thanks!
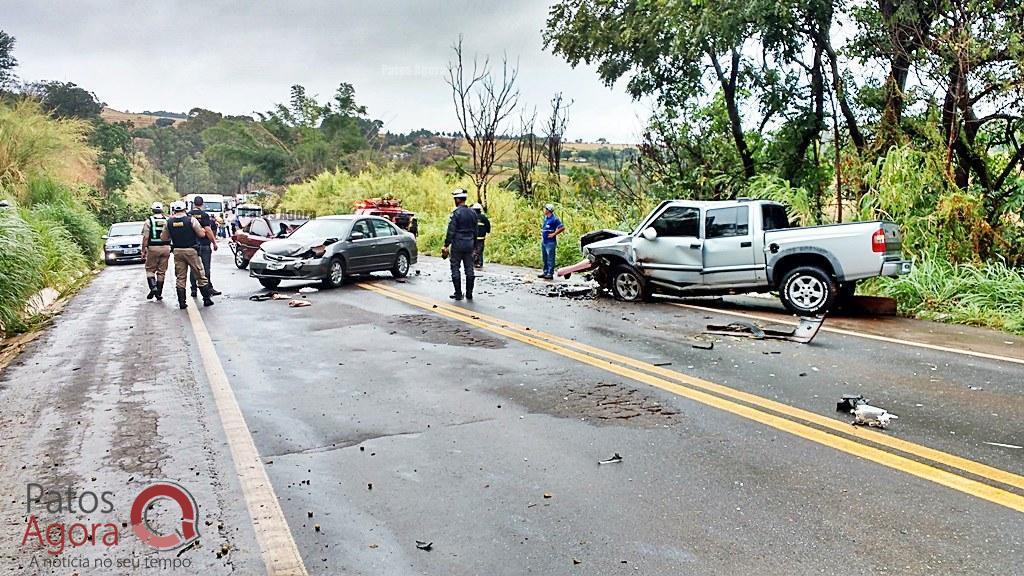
610;266;646;302
779;266;837;316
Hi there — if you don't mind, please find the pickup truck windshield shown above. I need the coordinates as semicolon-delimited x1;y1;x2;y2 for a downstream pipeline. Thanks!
651;206;700;237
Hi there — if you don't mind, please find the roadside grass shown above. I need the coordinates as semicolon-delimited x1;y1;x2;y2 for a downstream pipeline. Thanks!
0;207;45;333
870;258;1024;335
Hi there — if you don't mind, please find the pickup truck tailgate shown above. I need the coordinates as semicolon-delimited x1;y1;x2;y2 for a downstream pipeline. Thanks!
880;221;903;256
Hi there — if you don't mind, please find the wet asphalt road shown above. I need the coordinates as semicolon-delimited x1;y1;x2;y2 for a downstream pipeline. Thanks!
1;249;1022;575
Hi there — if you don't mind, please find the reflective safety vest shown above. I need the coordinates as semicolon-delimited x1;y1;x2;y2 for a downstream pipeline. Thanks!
166;215;199;249
148;215;168;246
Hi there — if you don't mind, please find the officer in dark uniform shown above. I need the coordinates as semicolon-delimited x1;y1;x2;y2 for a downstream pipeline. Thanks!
471;203;490;269
161;201;215;310
442;189;479;301
188;196;222;298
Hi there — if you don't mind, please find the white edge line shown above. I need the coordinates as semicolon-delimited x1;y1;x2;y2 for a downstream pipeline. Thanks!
671;302;1024;366
187;305;308;576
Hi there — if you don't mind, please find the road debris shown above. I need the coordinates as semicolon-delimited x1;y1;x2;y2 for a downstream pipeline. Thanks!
598;453;623;465
272;293;291;300
531;283;598;300
298;286;319;294
983;442;1023;449
691;340;714;350
851;403;898;429
836;394;869;413
703;315;825;344
288;300;311;307
415;540;433;551
249;293;275;301
543;492;553;499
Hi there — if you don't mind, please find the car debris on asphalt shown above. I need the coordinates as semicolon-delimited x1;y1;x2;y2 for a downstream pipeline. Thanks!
851;403;898;429
288;300;311;307
598;453;623;465
836;394;869;413
703;315;825;344
691;340;715;350
298;286;319;294
415;540;433;551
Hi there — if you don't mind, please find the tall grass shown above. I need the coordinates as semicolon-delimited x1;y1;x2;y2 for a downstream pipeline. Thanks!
20;208;90;291
0;206;45;333
875;257;1024;334
30;202;104;262
0;99;96;198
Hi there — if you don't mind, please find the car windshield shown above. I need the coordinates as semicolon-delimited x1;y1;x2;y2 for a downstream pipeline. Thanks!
108;223;142;237
288;219;351;241
203;201;223;212
237;207;262;217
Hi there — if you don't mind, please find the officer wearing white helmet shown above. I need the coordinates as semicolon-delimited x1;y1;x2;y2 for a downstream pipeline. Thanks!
160;201;215;309
441;188;479;300
140;201;170;301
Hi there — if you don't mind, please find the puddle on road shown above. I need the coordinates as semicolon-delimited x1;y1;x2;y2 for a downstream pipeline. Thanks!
505;381;681;427
388;314;506;349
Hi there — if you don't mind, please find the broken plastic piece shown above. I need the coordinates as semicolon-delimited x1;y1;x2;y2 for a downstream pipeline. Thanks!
415;540;433;551
298;286;319;294
249;293;275;301
836;394;869;413
852;403;898;429
288;300;311;307
691;340;714;350
598;453;623;465
704;315;824;344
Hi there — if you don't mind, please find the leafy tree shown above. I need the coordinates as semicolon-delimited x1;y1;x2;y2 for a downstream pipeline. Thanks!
0;30;17;91
32;81;104;119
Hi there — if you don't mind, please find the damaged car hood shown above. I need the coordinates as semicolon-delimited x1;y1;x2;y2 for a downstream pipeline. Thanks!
584;234;635;262
260;238;321;257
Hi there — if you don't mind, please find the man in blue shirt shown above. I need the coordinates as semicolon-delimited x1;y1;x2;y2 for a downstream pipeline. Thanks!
539;203;565;279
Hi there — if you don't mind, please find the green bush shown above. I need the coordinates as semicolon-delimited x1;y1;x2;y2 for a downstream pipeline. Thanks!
30;202;104;262
0;206;44;333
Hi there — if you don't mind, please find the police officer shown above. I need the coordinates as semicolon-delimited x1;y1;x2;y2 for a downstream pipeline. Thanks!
161;201;215;309
188;196;222;297
140;202;170;301
442;189;479;301
471;203;490;269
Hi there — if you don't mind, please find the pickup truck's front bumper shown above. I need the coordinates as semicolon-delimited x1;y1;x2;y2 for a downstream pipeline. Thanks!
881;260;913;277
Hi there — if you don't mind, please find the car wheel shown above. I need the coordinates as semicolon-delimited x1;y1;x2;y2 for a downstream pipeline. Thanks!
779;266;837;316
322;257;346;288
234;248;249;269
610;265;646;302
391;251;410;278
259;278;280;289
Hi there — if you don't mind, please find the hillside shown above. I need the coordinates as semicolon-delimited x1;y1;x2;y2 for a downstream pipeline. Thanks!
100;107;184;128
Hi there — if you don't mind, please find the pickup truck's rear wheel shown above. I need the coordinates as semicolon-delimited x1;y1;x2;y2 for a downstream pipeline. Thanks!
610;266;646;302
779;266;837;316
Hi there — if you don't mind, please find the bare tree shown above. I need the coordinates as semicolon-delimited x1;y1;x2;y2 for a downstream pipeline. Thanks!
446;36;519;209
594;149;648;222
514;107;540;197
544;92;571;176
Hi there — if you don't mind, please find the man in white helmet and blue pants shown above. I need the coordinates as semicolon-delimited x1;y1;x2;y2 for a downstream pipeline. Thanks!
140;201;170;300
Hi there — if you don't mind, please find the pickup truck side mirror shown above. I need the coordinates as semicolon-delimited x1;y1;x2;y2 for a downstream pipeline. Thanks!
348;232;365;241
641;227;658;241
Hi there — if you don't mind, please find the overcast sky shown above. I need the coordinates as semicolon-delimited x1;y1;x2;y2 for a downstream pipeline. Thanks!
3;0;651;142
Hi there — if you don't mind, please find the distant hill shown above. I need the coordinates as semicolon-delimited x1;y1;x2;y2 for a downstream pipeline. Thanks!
100;107;185;128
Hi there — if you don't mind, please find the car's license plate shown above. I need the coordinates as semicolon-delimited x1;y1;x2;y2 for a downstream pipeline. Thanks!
123;249;139;255
267;262;284;270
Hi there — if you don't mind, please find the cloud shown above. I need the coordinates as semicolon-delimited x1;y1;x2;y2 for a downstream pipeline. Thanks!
3;0;649;142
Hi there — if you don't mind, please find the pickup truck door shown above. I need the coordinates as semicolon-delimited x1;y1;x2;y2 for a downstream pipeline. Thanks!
702;205;758;285
632;205;703;288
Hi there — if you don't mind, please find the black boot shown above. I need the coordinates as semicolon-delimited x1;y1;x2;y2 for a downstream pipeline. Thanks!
155;281;164;301
146;277;157;300
176;288;188;309
466;277;475;300
200;285;215;307
190;287;198;298
449;278;463;301
208;286;223;296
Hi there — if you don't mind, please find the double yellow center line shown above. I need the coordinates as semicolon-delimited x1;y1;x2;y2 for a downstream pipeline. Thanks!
358;281;1024;514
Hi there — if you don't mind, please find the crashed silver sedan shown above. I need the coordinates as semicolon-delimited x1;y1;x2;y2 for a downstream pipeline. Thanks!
249;215;417;289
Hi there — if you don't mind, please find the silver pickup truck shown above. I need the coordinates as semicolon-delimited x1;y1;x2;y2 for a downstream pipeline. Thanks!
559;199;912;315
